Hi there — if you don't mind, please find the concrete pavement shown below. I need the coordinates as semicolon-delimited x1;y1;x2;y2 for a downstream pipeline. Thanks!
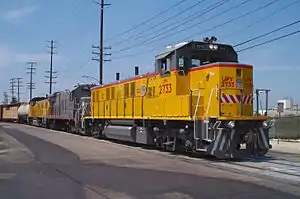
270;139;300;154
1;123;300;199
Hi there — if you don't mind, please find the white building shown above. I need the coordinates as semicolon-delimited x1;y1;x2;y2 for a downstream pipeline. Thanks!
277;98;293;110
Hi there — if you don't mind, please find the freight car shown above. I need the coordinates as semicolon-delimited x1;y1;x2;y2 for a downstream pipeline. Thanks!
81;38;272;159
18;103;29;124
1;103;22;122
0;105;2;121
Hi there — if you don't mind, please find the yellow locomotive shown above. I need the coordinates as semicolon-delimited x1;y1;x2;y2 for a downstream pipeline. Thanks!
28;97;50;126
85;37;272;159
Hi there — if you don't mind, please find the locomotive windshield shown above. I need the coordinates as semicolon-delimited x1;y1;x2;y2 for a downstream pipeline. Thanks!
188;42;238;67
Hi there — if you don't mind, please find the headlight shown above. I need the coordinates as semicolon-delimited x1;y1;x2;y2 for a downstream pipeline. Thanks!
262;121;268;128
209;44;218;50
227;121;235;128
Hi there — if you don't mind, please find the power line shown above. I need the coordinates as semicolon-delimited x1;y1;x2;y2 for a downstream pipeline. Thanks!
92;45;112;62
237;30;300;52
234;19;300;47
46;40;57;94
112;48;156;60
114;29;300;66
112;0;279;58
78;59;93;70
26;61;36;100
109;0;209;47
222;0;300;40
180;0;280;42
61;58;93;75
105;0;189;42
140;0;251;48
111;0;230;54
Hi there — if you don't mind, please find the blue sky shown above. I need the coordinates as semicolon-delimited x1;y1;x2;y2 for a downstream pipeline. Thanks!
0;0;300;107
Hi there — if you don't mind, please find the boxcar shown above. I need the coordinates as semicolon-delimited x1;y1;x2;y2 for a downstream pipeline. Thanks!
2;103;22;122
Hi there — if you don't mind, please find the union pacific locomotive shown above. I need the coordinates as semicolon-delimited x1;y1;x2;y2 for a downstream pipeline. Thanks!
0;37;272;159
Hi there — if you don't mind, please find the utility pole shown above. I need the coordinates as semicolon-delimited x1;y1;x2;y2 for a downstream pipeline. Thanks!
9;78;16;103
14;77;22;102
94;0;111;85
26;61;36;100
46;40;57;94
2;92;9;104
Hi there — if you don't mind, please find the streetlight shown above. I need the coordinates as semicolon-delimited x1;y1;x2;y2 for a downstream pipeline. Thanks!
82;75;100;84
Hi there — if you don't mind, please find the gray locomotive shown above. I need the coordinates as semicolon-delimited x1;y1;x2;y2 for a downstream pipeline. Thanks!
26;83;95;132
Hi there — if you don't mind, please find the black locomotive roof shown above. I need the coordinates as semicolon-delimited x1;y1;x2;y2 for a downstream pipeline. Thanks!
29;96;47;103
155;40;237;60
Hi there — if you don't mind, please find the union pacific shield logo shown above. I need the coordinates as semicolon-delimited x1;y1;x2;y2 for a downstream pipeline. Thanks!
141;85;147;96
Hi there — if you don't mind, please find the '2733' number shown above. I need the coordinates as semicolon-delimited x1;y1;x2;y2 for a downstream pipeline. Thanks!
159;83;172;94
221;81;234;87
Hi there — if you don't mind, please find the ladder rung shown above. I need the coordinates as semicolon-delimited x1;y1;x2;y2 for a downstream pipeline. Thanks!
203;139;213;143
163;141;175;145
196;148;207;152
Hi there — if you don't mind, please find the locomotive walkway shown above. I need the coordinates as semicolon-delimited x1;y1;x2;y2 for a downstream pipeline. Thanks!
0;122;300;199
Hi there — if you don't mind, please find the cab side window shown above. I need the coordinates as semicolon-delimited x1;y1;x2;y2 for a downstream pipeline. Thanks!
159;57;171;75
160;57;171;72
190;54;203;68
161;59;167;71
191;58;201;68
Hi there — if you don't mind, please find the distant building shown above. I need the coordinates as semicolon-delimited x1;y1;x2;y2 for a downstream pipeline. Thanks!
277;98;293;110
258;109;299;117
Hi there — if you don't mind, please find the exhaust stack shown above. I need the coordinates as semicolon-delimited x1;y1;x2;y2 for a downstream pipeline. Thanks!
135;66;139;76
116;72;120;81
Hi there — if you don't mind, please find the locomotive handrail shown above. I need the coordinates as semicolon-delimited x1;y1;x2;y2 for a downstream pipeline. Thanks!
193;89;202;120
205;87;218;120
193;89;202;140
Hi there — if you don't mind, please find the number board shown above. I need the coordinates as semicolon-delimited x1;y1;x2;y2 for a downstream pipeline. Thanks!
221;76;235;88
194;44;206;50
193;43;227;52
159;83;172;94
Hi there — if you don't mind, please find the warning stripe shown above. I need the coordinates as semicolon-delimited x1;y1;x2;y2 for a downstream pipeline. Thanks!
221;94;253;104
242;95;253;104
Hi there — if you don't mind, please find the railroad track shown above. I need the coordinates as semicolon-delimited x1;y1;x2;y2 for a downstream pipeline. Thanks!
209;156;300;186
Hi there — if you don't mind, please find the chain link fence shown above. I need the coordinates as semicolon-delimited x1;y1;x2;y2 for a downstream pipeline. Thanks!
269;116;300;140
